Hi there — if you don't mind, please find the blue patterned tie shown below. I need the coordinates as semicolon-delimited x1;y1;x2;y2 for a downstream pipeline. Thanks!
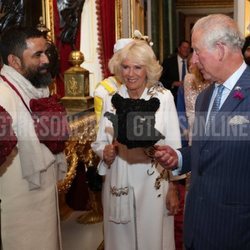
181;60;186;81
206;84;225;132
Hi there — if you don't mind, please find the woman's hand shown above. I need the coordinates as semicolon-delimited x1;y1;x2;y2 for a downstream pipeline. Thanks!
103;141;118;166
166;181;180;216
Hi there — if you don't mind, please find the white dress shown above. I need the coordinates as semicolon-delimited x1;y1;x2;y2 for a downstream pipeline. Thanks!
0;65;64;250
92;84;181;250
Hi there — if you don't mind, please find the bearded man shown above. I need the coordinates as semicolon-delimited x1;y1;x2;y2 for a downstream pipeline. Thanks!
0;27;68;250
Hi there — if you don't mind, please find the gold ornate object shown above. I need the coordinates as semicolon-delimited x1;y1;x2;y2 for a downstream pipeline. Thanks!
58;113;97;194
57;141;78;220
58;112;103;223
77;190;103;224
58;113;98;220
61;50;93;112
36;16;50;34
68;112;103;225
57;145;78;193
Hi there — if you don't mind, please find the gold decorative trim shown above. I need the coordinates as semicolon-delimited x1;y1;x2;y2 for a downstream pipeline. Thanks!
57;151;78;193
245;0;250;36
58;113;98;193
176;4;233;8
42;0;55;41
115;0;122;39
110;186;129;196
130;0;134;36
77;190;103;224
176;0;233;7
130;0;145;36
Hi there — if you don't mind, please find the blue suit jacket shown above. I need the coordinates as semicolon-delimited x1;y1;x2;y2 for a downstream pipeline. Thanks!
180;66;250;249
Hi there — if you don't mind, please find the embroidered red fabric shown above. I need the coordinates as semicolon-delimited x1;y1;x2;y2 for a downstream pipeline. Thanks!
174;183;186;250
0;105;17;165
29;95;70;154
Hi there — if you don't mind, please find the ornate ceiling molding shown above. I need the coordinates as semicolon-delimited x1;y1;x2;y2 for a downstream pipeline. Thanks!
176;0;233;8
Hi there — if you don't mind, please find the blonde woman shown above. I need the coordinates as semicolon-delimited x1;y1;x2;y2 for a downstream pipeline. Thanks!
92;39;181;250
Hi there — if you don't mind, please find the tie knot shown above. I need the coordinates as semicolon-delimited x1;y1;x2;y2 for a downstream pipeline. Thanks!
217;84;224;94
206;84;225;133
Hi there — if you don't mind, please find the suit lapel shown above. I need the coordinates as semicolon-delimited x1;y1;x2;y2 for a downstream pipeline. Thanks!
199;67;250;145
214;67;250;130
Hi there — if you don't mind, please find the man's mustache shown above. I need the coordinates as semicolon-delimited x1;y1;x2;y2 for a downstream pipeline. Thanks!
38;64;50;72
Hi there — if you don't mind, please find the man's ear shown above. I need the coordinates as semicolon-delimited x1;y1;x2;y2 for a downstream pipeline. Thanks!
7;54;22;70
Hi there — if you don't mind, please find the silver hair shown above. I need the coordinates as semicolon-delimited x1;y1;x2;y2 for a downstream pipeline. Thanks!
192;14;245;51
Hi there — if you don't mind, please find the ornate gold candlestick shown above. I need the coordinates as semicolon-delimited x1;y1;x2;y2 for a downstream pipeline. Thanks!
61;51;93;112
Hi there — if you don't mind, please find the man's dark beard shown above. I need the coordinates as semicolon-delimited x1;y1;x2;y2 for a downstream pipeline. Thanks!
29;72;53;88
25;64;53;88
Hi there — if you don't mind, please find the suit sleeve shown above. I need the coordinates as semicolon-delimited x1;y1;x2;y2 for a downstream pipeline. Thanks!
160;59;174;90
178;145;191;174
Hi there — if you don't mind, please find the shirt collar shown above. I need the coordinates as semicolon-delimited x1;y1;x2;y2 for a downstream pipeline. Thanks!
221;62;247;91
177;55;185;62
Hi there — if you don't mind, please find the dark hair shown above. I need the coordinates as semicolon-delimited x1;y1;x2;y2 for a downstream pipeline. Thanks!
178;40;190;47
0;26;45;64
242;35;250;55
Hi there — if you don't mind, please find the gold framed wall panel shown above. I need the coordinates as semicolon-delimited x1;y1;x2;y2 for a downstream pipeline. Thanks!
139;6;144;32
115;0;145;38
115;0;123;39
245;0;250;36
130;0;144;36
42;0;55;41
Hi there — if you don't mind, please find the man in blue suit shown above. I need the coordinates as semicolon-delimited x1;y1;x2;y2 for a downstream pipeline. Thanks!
155;14;250;250
160;40;191;104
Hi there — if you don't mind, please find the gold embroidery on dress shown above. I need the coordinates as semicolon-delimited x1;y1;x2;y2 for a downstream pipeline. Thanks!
144;85;168;192
110;186;129;196
154;168;169;190
145;148;170;191
147;83;165;97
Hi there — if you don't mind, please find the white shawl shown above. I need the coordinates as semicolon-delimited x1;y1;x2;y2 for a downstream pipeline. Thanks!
93;86;153;224
0;64;67;190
